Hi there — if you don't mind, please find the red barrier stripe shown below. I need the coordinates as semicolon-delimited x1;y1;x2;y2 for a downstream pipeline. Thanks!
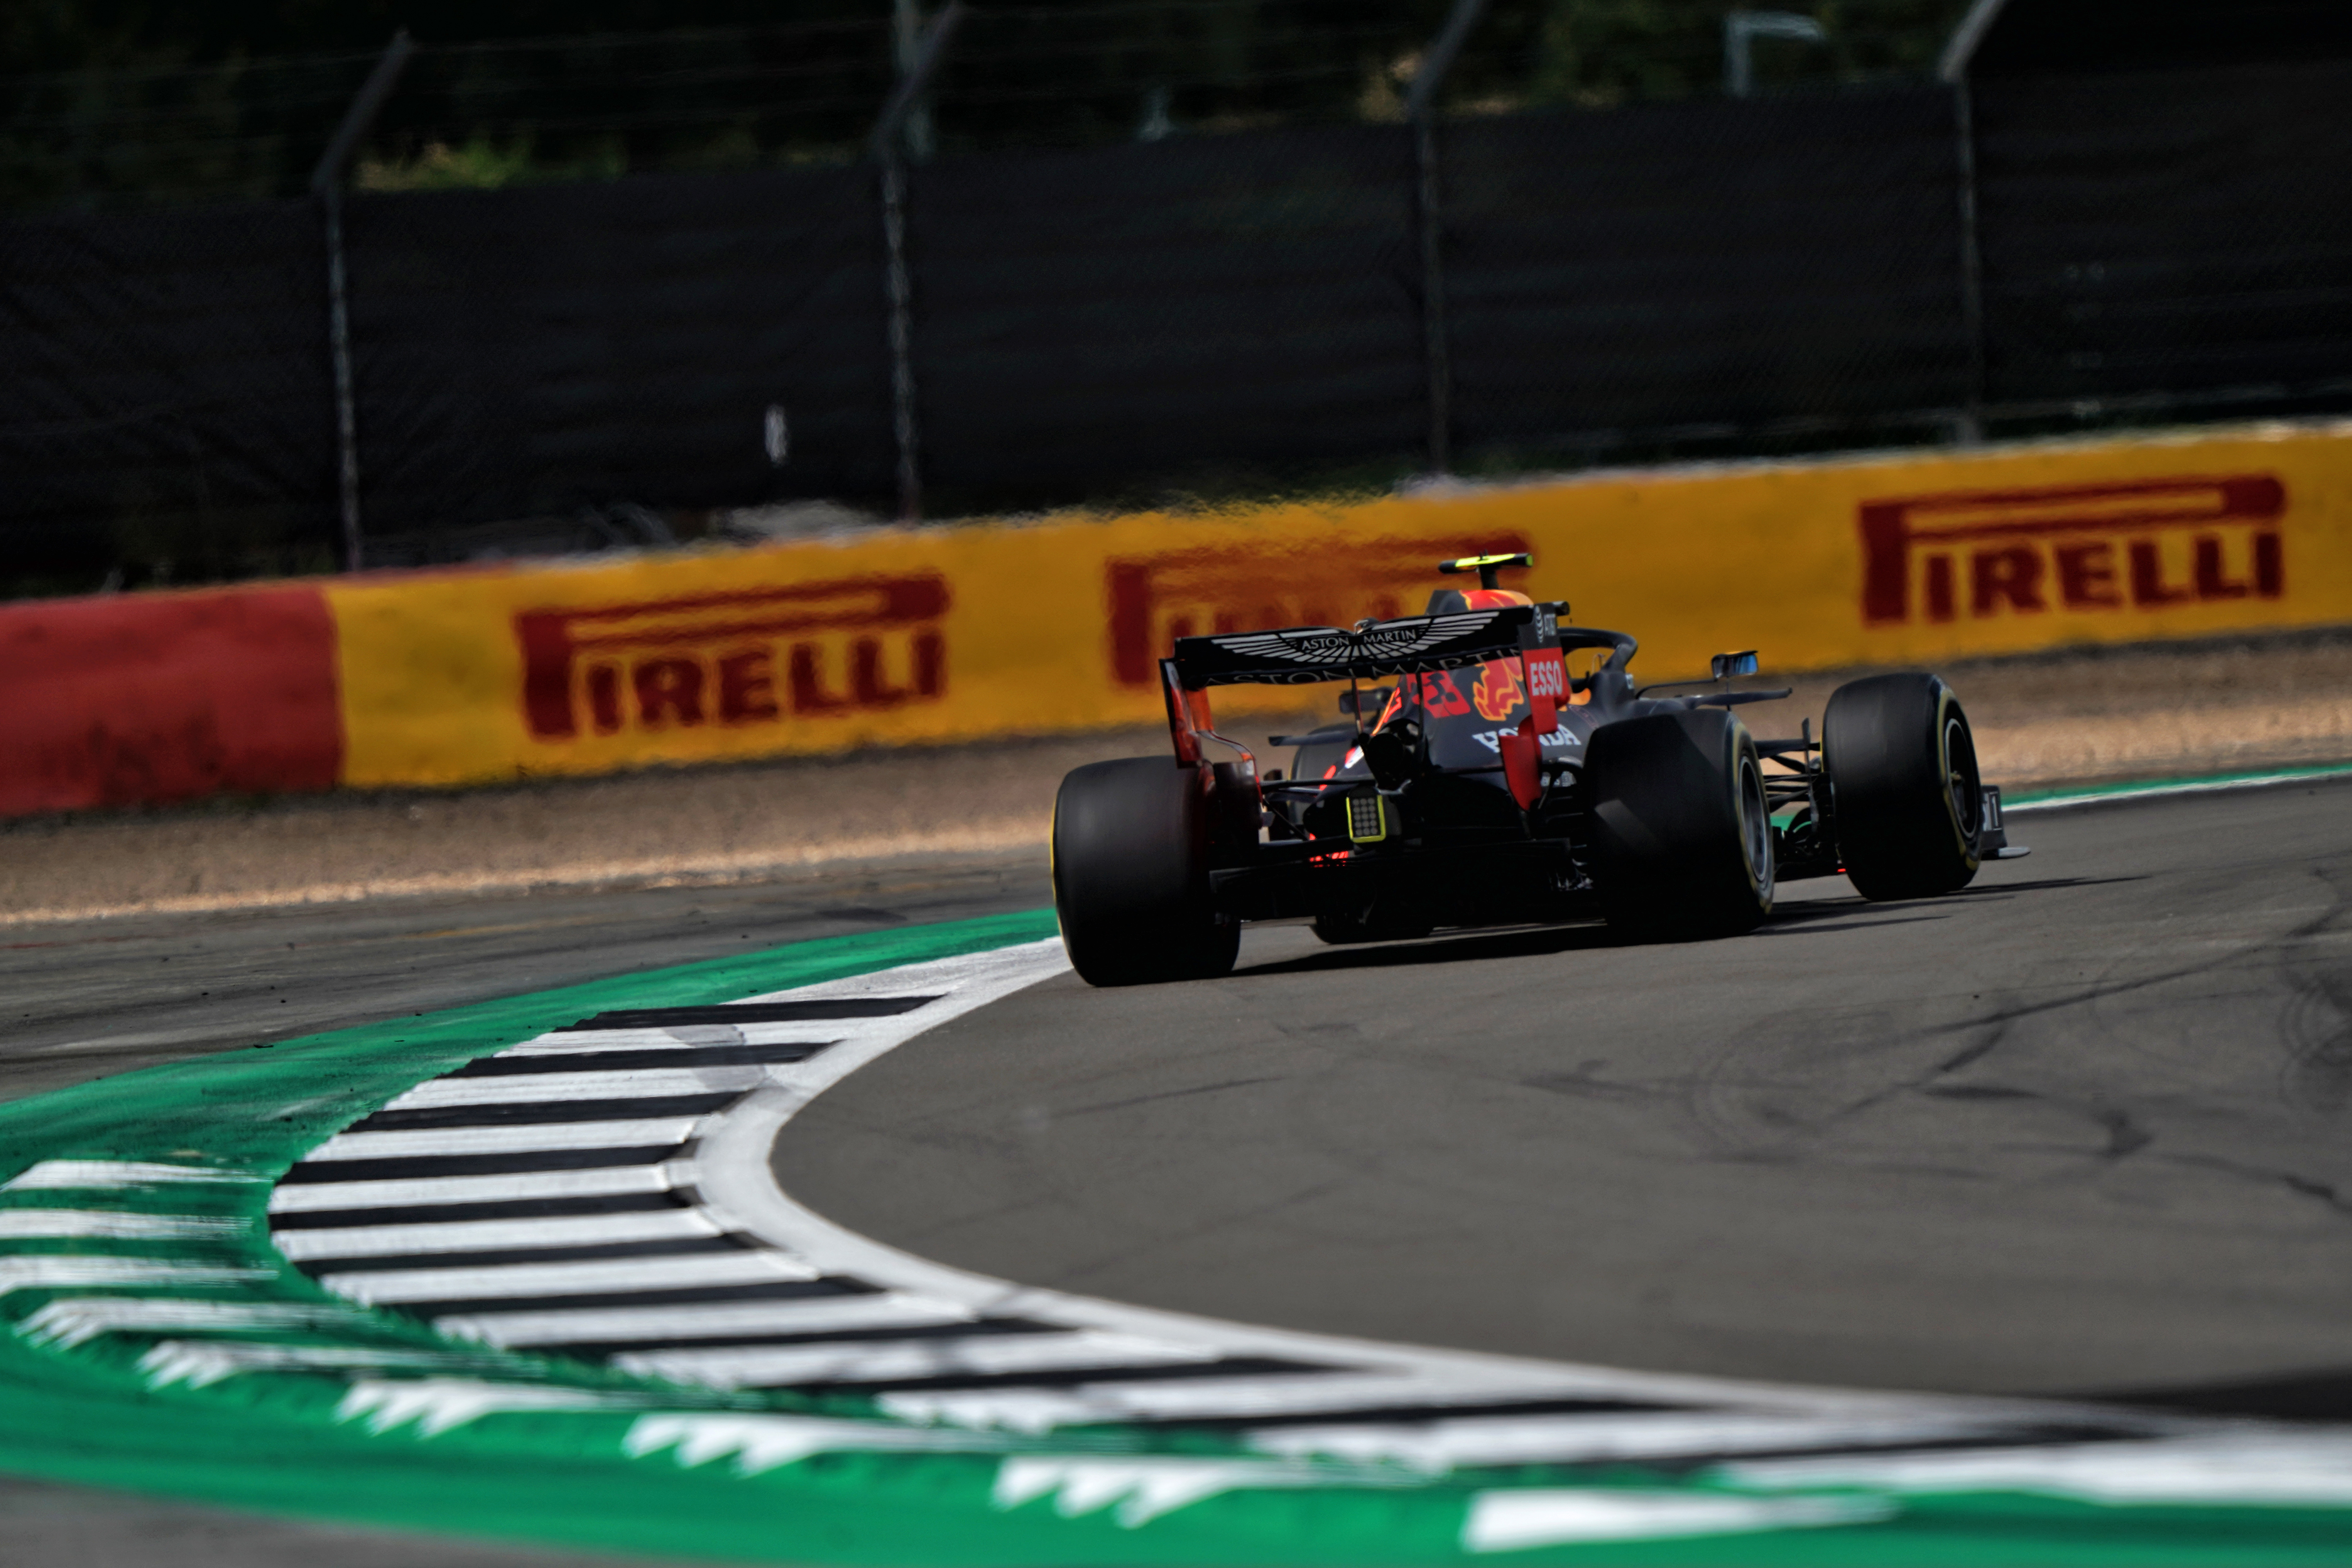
0;586;341;815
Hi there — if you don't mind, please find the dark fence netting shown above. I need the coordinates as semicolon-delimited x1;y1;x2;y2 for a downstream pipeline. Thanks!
1446;86;1970;463
910;123;1423;498
1973;58;2352;424
345;165;891;544
0;199;336;586
2;57;2349;593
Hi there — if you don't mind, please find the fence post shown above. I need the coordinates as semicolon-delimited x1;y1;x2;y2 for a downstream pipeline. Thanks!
1722;11;1826;99
310;30;415;572
1950;78;1989;444
878;159;922;521
870;3;965;524
891;0;938;163
1940;9;2002;445
1405;0;1487;477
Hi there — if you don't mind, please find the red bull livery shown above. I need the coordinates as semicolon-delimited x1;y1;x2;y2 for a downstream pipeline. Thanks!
1052;552;2026;985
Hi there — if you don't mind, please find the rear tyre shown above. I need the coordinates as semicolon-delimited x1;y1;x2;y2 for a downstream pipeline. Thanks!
1053;758;1240;986
1824;673;1982;901
1586;708;1774;941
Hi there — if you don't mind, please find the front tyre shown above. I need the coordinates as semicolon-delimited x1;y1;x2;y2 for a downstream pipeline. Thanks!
1586;708;1774;941
1824;672;1982;900
1053;758;1240;986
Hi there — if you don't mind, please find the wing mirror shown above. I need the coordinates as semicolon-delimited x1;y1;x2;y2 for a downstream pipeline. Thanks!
1338;686;1395;717
1711;650;1760;681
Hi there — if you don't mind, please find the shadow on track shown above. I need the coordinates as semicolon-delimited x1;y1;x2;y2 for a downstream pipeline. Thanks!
2087;1368;2352;1424
1756;913;1953;936
1758;876;2146;931
1231;870;2123;975
1234;921;1615;978
1951;875;2148;898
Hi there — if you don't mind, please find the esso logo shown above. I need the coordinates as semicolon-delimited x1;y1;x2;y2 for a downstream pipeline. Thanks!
1527;656;1565;701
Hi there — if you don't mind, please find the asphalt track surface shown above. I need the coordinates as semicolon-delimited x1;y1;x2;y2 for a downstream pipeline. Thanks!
777;777;2352;1408
2;778;2348;1561
0;855;1046;1107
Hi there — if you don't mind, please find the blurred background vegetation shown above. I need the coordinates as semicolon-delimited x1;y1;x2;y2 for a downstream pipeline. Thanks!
2;0;1972;211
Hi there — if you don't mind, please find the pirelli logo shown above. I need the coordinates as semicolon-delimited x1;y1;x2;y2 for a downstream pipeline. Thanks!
516;575;948;741
1859;475;2285;626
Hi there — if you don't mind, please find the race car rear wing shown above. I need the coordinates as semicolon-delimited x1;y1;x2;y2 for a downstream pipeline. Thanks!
1157;604;1633;797
1169;604;1554;688
1162;605;1560;767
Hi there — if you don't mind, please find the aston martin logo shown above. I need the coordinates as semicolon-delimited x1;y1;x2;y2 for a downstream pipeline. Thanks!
1210;612;1501;667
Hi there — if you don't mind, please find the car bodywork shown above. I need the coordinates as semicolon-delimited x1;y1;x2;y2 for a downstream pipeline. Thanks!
1159;556;2012;935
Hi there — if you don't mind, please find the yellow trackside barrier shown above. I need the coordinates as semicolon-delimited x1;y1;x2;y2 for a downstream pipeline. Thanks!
327;421;2352;789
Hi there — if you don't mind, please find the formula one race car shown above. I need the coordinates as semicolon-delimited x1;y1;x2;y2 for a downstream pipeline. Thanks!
1052;552;2024;986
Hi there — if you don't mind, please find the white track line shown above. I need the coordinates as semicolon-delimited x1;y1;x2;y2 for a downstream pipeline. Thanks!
274;1209;720;1262
0;1210;241;1240
383;1069;771;1109
1246;1411;2030;1470
316;1251;818;1305
504;1026;846;1054
613;1329;1221;1390
303;1120;703;1160
0;1257;270;1299
269;1166;681;1212
874;1371;1704;1434
1724;1432;2352;1505
435;1294;973;1348
142;1341;488;1388
1461;1491;1873;1552
20;1298;356;1348
2005;765;2352;814
4;1160;261;1190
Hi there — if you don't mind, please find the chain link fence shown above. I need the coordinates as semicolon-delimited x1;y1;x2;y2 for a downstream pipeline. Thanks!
1;9;2348;595
1973;60;2352;428
0;3;1966;211
0;200;336;593
1445;83;1972;466
0;21;898;209
346;163;890;539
